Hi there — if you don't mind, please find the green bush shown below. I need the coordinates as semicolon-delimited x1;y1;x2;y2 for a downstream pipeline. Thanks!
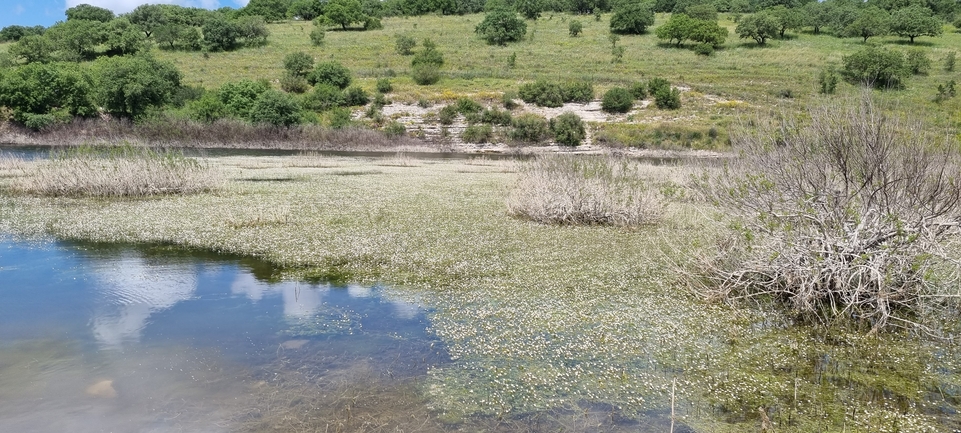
563;81;594;103
21;113;58;131
510;113;549;142
383;120;406;137
462;124;494;143
188;93;226;123
906;49;931;75
309;27;325;46
818;67;838;94
519;80;565;107
250;90;303;126
395;34;416;55
842;46;909;89
0;62;96;124
342;86;370;106
411;63;441;85
219;79;270;118
475;8;528;45
601;87;634;113
94;54;182;119
363;17;383;30
328;107;352;128
654;87;681;109
648;78;670;96
376;77;393;93
438;104;458;125
455;97;483;114
693;42;714;56
502;91;519;109
411;39;444;67
629;82;647;99
569;20;583;36
283;51;314;77
309;61;352;89
280;74;310;93
481;108;513;125
550;112;586;146
303;84;344;111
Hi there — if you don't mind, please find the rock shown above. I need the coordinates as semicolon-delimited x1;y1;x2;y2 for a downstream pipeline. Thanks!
86;379;117;398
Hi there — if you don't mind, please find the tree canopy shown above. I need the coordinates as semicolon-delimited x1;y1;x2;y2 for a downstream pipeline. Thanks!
609;2;655;35
890;5;943;43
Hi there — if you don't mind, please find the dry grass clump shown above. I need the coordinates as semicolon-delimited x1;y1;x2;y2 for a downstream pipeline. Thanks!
506;155;665;226
16;145;221;197
696;95;961;333
0;154;26;175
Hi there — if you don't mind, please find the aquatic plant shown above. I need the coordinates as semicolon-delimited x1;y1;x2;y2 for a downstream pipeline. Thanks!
507;155;665;226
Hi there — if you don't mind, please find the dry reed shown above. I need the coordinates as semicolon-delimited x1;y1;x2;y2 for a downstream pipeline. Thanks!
15;145;222;197
506;154;665;226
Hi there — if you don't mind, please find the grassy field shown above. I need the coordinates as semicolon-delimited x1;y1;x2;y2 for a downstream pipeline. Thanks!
2;152;959;431
148;13;961;130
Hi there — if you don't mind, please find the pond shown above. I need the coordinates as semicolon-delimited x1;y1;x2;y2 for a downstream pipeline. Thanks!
0;239;446;432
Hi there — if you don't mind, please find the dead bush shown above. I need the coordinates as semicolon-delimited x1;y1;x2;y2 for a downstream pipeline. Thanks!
507;154;664;226
696;96;961;333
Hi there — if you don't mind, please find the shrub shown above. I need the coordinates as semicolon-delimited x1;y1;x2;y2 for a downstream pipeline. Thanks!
411;39;444;67
519;80;565;107
693;42;714;56
510;113;549;142
411;63;441;85
945;52;956;72
395;34;416;55
438;104;458;125
842;46;909;89
481;108;513;125
363;17;383;30
250;90;303;126
462;124;494;143
611;45;625;63
283;51;314;77
550;112;585;146
629;82;647;99
280;74;310;93
610;2;655;35
455;97;483;114
654;87;681;109
695;96;961;332
376;78;393;93
342;86;370;106
506;155;664;226
601;87;634;113
188;93;226;123
906;49;931;75
219;79;270;118
18;145;220;197
563;81;594;103
328;107;352;128
303;84;344;111
383;121;406;138
569;20;583;36
309;61;352;89
648;78;670;95
502;91;519;109
475;8;528;45
94;54;182;119
818;67;838;94
309;27;325;46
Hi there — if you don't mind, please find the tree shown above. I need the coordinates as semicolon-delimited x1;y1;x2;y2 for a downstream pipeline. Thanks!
154;24;186;50
9;35;55;64
45;19;106;61
890;5;943;43
0;62;97;123
235;15;270;46
569;20;584;36
767;5;804;38
94;54;183;118
127;4;169;38
283;51;314;77
475;8;528;45
684;4;718;21
516;0;544;20
250;90;303;126
844;6;890;42
240;0;292;21
0;25;45;43
656;13;694;46
802;1;833;34
610;2;655;35
202;17;240;51
104;18;148;56
688;18;728;47
841;45;909;89
65;4;115;23
735;12;780;45
288;0;323;20
324;0;366;30
218;79;271;118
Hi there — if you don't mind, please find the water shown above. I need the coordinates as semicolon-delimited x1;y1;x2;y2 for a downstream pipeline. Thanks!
0;240;445;433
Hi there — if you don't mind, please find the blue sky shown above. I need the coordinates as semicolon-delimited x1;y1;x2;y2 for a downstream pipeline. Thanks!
1;0;251;30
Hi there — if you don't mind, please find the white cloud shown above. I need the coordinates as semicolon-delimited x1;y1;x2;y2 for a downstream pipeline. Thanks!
64;0;228;15
14;4;25;15
233;0;249;6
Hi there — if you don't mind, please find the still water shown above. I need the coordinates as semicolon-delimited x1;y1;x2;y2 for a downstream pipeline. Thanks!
0;240;446;432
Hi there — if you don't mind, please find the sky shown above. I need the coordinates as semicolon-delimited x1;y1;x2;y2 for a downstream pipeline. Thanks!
1;0;250;30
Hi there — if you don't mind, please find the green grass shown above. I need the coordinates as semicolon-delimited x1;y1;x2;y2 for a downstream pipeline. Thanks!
1;153;959;431
144;14;961;130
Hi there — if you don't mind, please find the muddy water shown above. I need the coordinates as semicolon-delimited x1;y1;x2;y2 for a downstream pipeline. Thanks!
0;240;445;433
